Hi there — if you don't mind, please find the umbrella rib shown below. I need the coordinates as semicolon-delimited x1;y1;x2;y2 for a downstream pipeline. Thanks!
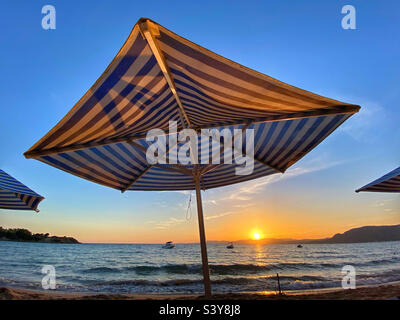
200;175;207;191
121;139;193;192
154;164;193;176
168;164;194;176
200;163;222;176
23;107;358;159
254;157;284;173
199;153;282;179
234;124;283;173
205;123;284;174
122;163;193;192
198;131;228;177
192;105;359;130
127;139;192;175
121;166;153;192
139;19;192;129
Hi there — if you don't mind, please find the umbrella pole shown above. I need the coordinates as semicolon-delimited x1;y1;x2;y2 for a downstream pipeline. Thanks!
194;175;212;297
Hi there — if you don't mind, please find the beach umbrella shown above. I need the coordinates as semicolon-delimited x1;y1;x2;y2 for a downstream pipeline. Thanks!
356;167;400;193
0;169;44;212
24;18;360;296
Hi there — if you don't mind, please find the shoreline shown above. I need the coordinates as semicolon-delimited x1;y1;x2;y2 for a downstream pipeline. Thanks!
1;282;400;300
0;239;80;244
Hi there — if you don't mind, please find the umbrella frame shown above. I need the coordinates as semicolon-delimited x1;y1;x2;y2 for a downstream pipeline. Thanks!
355;166;400;193
23;18;361;297
0;169;44;213
193;168;211;296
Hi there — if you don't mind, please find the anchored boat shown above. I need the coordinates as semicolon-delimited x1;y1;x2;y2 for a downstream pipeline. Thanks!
162;241;175;249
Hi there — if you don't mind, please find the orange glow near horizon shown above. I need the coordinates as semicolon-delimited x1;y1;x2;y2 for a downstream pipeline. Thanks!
2;191;399;244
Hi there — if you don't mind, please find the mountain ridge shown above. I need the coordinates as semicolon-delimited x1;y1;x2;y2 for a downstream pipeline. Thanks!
220;224;400;244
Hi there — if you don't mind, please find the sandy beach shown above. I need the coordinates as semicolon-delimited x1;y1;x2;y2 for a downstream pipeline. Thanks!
1;282;400;300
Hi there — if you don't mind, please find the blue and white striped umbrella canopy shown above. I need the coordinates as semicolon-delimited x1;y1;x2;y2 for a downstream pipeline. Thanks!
0;169;44;212
24;18;360;191
356;167;400;193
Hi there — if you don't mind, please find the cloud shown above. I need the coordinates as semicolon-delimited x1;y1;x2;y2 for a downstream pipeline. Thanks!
205;211;237;220
233;203;253;208
339;99;386;142
372;197;400;215
153;216;187;230
148;153;352;224
203;199;217;205
215;154;346;204
372;198;397;208
168;190;191;195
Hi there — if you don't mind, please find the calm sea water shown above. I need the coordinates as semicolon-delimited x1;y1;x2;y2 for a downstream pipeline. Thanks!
0;241;399;294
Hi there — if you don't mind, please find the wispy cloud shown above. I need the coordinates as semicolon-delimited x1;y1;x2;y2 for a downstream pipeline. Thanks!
205;211;237;220
373;198;396;208
372;197;400;215
339;98;386;142
153;217;187;230
216;155;346;203
148;153;351;225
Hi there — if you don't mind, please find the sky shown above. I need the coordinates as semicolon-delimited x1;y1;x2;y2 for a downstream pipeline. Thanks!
0;0;399;243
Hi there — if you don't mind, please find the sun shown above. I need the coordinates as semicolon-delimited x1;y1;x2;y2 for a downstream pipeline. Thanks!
253;232;261;240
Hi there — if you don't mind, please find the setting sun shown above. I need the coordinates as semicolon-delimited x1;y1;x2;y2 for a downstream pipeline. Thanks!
253;232;261;240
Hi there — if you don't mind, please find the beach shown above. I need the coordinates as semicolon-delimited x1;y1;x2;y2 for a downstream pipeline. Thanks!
1;282;400;300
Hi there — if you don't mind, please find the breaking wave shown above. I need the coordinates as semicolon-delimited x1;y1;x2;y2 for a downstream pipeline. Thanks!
1;241;399;294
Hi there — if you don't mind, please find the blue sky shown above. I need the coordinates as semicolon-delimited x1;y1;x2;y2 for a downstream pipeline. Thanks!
0;0;399;242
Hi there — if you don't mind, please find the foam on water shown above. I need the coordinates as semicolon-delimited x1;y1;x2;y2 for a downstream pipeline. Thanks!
0;241;399;293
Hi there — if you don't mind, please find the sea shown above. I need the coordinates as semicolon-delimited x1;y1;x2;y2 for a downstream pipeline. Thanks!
0;241;399;294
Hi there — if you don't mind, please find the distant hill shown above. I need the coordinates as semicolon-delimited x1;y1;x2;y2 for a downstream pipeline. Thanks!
319;225;400;244
0;227;80;244
236;224;400;245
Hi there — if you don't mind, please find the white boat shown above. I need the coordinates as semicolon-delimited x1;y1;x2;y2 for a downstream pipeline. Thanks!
226;242;234;249
162;241;175;249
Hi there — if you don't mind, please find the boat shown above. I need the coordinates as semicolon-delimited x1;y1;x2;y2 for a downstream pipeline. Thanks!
297;244;303;248
162;241;175;249
226;242;234;249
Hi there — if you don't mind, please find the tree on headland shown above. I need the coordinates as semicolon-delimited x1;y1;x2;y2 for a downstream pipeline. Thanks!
0;227;79;243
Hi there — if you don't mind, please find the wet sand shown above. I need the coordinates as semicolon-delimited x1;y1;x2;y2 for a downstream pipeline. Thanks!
1;282;400;300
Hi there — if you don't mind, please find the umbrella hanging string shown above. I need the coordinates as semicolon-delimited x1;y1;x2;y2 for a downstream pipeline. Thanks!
186;192;193;220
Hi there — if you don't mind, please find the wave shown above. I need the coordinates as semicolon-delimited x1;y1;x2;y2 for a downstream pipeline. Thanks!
80;256;400;276
359;256;400;266
88;271;400;293
3;269;400;294
91;274;327;288
82;267;120;273
81;262;345;276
